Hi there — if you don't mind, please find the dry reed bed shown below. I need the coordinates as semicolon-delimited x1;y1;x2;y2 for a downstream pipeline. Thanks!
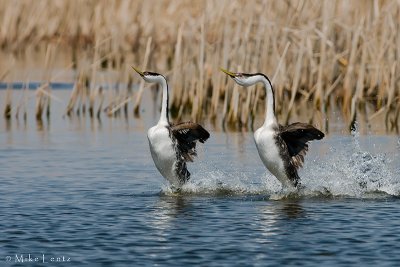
0;0;399;132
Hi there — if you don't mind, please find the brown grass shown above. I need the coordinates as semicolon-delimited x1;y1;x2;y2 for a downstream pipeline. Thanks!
0;0;399;132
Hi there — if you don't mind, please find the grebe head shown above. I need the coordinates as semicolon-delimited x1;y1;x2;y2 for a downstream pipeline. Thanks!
220;68;270;87
131;66;165;83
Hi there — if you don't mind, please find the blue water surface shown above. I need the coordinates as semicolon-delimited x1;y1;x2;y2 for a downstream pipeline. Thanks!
1;92;400;266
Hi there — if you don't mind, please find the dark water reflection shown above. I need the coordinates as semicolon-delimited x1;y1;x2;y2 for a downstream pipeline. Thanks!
277;201;306;219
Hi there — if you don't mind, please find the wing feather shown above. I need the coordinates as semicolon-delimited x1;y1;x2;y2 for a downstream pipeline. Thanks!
169;122;210;162
279;122;324;169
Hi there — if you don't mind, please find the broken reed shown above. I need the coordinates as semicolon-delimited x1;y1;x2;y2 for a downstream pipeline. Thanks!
0;0;399;131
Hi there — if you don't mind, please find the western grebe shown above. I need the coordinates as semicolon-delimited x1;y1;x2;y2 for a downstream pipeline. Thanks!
132;67;210;191
221;68;324;188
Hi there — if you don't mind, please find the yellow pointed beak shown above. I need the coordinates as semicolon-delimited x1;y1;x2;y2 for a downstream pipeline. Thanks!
131;66;144;76
220;68;236;78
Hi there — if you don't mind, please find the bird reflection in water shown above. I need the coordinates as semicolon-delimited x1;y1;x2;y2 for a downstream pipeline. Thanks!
256;200;306;242
278;200;306;219
150;195;192;233
158;195;189;216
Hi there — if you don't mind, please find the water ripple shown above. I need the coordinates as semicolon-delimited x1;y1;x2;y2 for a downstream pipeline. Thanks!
1;129;399;266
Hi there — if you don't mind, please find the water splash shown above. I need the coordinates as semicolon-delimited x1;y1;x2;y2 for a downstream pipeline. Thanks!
302;122;399;198
162;123;399;199
161;170;281;196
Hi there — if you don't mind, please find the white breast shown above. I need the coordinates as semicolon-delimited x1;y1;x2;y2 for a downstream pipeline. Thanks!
254;126;291;187
147;125;181;187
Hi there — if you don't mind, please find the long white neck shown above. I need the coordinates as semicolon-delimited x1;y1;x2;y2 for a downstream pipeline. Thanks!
157;77;169;126
261;76;277;127
242;74;277;127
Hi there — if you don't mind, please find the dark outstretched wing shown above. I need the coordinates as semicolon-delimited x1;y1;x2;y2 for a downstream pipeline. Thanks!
169;122;210;162
279;122;324;169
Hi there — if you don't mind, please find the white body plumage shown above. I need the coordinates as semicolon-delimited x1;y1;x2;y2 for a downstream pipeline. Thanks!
254;126;292;188
147;125;181;188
